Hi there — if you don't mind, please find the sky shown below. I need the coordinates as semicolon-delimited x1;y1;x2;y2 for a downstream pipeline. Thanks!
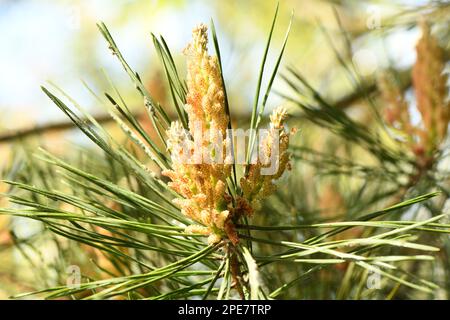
0;0;216;128
0;0;429;132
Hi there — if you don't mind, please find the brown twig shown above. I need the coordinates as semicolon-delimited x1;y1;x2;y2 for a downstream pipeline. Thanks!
0;64;424;145
0;112;143;144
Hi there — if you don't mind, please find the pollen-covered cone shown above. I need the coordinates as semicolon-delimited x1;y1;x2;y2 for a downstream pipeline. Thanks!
163;24;233;245
379;74;411;131
240;107;291;213
378;73;417;147
412;20;449;154
184;23;229;137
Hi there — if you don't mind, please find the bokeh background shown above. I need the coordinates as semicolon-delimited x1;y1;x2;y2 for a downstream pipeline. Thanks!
0;0;448;298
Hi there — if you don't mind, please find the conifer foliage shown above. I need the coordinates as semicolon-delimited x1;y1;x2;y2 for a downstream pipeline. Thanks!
1;4;450;300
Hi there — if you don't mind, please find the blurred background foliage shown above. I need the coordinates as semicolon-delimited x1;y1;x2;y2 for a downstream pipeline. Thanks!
0;0;449;299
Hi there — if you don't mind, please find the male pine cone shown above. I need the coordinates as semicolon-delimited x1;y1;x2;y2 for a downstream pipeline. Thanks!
163;24;292;245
